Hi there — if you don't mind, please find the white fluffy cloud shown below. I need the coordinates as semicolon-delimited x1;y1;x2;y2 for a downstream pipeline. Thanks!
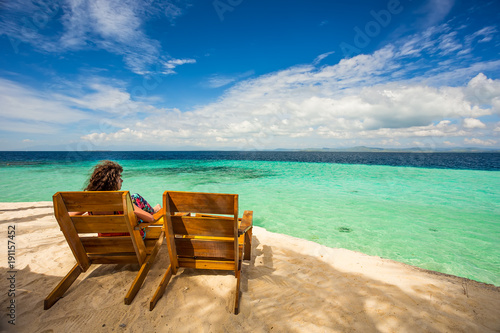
464;138;497;146
463;118;486;129
465;73;500;114
80;69;500;149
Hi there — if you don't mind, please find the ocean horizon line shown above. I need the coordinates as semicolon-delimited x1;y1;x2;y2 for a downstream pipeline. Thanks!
2;146;500;153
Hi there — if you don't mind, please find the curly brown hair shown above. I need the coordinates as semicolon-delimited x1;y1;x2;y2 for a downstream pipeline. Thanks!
85;160;123;191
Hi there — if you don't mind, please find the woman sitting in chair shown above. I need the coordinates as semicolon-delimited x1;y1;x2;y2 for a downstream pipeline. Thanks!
69;160;161;236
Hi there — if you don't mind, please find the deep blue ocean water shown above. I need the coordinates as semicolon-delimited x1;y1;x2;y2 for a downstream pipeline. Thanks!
1;151;499;286
1;150;499;170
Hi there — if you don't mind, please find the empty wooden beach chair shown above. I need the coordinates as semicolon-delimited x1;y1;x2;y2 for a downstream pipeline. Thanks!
149;191;253;314
44;191;164;310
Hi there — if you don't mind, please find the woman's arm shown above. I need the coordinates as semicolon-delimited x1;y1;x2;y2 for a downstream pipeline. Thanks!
69;212;85;216
133;204;158;223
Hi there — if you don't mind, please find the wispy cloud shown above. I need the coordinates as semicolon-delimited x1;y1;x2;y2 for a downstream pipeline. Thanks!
465;26;497;45
205;70;255;89
313;51;335;65
0;77;95;138
0;78;88;125
0;0;193;75
0;76;165;140
162;58;197;75
163;2;185;23
415;0;455;28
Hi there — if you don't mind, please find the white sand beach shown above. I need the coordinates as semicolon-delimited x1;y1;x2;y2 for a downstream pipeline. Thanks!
1;201;499;332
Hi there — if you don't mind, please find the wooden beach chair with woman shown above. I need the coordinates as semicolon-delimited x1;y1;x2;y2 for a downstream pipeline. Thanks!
149;191;253;314
44;190;164;309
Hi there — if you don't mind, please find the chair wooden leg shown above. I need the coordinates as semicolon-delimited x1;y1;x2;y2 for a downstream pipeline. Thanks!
44;264;83;310
125;232;164;305
149;265;173;311
244;228;252;261
234;266;241;314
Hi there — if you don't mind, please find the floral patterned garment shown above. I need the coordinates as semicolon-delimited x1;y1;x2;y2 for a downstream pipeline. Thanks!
98;193;154;237
131;193;154;223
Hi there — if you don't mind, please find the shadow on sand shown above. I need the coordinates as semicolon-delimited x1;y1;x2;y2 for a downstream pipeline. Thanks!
1;233;499;332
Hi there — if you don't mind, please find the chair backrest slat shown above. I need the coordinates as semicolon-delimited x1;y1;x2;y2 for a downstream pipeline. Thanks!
171;216;234;237
81;236;136;254
166;191;237;215
61;191;125;212
174;238;234;258
71;215;130;233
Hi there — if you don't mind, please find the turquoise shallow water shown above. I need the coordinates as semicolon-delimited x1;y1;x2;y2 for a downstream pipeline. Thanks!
1;158;499;286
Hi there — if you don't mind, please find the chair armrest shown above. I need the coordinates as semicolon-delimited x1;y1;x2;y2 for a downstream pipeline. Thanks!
238;210;253;236
153;208;164;221
134;208;164;230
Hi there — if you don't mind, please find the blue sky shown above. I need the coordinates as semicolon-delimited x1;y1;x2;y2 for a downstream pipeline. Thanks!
1;0;499;150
